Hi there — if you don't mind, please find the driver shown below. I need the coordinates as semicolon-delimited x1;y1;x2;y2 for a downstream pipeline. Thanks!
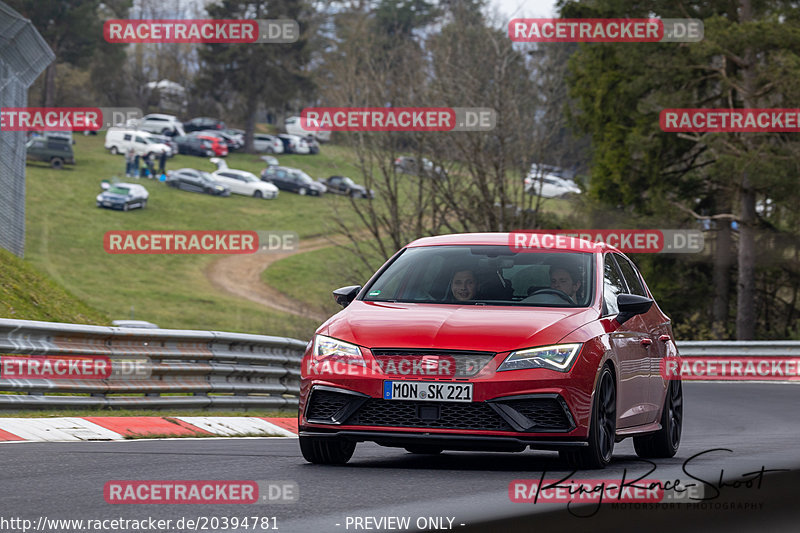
549;265;581;303
450;269;477;301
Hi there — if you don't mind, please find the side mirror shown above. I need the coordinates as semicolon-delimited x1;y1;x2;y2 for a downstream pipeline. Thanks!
616;294;653;325
333;285;362;308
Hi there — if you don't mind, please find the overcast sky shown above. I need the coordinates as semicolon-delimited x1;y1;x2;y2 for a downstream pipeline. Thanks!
489;0;558;18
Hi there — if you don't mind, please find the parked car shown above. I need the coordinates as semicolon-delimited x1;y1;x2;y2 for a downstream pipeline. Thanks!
26;137;75;169
394;156;446;179
166;168;231;196
189;133;228;156
184;117;226;133
96;182;149;211
261;166;325;196
211;168;279;199
285;115;331;142
111;320;159;329
173;135;215;157
105;129;170;157
260;155;279;167
321;175;373;199
137;114;185;136
197;130;243;151
143;133;178;157
299;233;683;469
253;133;284;154
524;174;581;198
43;131;75;144
277;134;310;154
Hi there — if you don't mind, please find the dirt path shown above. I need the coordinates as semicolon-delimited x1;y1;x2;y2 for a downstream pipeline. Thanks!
205;235;341;322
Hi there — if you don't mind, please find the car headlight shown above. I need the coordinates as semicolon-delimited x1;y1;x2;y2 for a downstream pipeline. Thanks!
312;335;365;367
497;343;582;372
215;186;224;191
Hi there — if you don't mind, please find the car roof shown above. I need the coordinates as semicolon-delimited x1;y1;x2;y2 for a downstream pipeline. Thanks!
405;232;615;253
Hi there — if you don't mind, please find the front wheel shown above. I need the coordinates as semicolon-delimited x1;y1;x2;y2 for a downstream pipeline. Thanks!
634;379;682;458
298;187;307;196
253;190;263;199
299;436;355;465
560;365;616;469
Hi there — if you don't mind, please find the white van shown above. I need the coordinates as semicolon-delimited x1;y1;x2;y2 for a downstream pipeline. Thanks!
285;116;331;142
105;129;170;157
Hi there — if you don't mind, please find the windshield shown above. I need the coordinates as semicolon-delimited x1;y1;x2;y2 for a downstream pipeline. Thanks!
109;186;130;195
362;245;594;307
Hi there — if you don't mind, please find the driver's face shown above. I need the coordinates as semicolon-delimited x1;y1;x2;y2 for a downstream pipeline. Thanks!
451;271;476;301
550;268;580;300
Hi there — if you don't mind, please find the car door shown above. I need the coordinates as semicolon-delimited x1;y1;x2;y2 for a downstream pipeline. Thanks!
183;173;203;192
615;253;664;423
328;176;342;193
601;253;652;428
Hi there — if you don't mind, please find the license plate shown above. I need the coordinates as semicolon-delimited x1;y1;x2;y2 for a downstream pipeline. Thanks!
103;202;111;206
383;381;473;403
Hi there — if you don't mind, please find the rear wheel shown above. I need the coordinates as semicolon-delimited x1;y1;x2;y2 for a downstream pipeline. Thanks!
299;436;355;465
405;446;443;455
110;146;119;155
560;366;616;469
634;379;683;458
50;157;64;169
298;187;307;196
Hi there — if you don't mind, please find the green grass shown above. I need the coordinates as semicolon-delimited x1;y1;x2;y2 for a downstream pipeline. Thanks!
0;247;108;324
23;135;366;340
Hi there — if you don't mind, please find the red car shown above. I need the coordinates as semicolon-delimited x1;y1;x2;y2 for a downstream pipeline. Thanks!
192;134;228;156
299;233;683;469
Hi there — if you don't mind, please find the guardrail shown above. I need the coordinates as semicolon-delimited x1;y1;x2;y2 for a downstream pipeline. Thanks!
1;319;797;410
0;319;306;409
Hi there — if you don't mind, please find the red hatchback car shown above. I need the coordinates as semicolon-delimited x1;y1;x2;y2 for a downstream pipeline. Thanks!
299;233;683;469
193;134;228;157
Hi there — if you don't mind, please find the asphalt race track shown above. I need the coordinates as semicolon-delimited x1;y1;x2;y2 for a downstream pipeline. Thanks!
1;382;799;533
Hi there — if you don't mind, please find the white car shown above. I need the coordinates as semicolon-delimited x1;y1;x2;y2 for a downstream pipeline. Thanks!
278;134;310;154
137;114;185;136
211;168;279;199
252;133;284;154
285;116;331;142
105;129;171;157
524;173;581;198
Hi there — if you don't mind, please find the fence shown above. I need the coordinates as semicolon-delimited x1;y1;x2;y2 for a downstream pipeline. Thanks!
1;318;797;410
0;319;305;409
0;1;55;257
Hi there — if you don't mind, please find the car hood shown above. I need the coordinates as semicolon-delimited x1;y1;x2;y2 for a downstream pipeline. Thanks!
98;192;130;200
324;301;596;353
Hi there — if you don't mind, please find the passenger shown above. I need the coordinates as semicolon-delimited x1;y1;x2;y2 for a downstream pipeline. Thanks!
450;270;477;301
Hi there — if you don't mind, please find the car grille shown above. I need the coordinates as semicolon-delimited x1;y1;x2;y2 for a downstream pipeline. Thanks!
344;399;514;431
306;389;352;420
370;349;495;377
498;398;572;430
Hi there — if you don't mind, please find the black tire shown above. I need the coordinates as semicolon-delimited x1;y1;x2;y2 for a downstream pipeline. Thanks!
253;190;263;199
122;203;130;212
110;146;119;155
405;446;443;455
560;365;616;469
298;187;307;196
633;379;682;458
50;157;64;169
350;190;359;198
299;436;355;465
141;200;147;209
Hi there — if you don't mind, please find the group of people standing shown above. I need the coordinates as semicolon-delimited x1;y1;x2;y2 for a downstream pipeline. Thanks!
124;148;167;179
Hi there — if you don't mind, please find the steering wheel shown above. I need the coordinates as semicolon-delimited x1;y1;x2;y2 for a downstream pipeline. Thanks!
528;288;575;304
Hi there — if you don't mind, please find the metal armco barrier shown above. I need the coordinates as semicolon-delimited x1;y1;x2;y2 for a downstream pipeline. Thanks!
676;340;800;357
0;319;306;409
1;319;797;410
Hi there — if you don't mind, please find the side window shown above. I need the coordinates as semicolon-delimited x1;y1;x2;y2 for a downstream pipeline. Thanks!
135;136;146;144
615;254;647;297
123;134;132;141
603;255;626;315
